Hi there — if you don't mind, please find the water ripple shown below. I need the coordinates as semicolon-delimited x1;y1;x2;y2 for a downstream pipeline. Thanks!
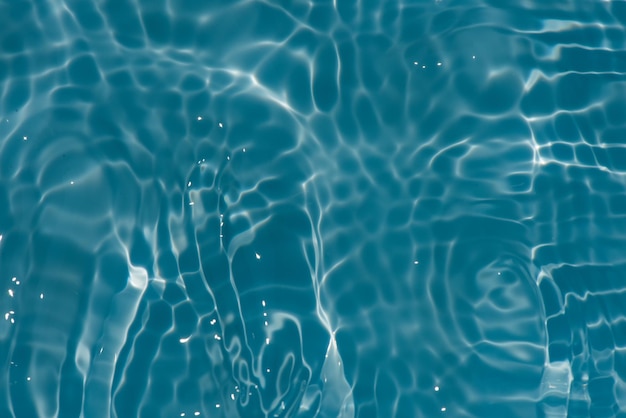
1;1;626;417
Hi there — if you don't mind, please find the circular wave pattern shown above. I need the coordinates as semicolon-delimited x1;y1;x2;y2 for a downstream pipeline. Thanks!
1;1;626;417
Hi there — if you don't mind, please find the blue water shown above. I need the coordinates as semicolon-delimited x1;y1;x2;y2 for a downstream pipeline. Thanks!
1;1;626;417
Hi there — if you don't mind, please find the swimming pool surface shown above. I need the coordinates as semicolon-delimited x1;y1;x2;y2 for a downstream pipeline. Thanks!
1;1;626;417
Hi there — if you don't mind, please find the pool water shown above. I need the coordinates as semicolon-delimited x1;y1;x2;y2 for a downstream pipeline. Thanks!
1;1;626;417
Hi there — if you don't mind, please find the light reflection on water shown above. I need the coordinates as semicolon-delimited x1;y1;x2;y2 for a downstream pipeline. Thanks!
1;1;626;417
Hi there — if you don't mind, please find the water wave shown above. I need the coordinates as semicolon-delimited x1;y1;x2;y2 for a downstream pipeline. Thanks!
1;1;626;417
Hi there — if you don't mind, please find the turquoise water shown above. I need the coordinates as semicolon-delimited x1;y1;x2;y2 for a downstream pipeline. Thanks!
1;0;626;417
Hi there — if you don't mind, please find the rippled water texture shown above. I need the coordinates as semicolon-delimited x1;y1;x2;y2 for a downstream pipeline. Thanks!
2;1;626;417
